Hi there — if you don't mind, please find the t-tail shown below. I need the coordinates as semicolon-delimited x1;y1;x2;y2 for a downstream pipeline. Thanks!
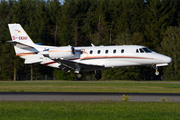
8;24;35;45
8;23;42;64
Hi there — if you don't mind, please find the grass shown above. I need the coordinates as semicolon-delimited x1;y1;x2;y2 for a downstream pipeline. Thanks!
0;81;180;93
0;82;179;119
0;101;179;120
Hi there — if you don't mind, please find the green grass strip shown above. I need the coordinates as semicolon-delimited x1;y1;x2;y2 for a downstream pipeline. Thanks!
0;81;180;93
0;101;179;120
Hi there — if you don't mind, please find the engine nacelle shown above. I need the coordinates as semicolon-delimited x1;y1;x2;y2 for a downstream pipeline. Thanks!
43;46;75;59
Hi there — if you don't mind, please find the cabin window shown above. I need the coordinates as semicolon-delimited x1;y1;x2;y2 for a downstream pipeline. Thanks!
97;50;101;54
113;49;116;54
121;49;124;53
90;50;93;54
139;48;144;53
136;49;139;53
105;50;108;54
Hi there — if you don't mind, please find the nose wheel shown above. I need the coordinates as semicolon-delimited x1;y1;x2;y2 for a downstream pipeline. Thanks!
153;65;159;76
155;70;159;75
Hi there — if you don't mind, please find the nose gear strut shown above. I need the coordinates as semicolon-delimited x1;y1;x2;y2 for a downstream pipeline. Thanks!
152;65;159;75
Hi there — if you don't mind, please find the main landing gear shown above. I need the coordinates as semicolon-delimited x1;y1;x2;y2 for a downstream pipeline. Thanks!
153;65;159;76
75;71;83;80
95;70;102;80
75;70;102;80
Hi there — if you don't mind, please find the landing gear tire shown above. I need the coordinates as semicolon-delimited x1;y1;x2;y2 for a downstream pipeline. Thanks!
95;70;102;80
155;70;159;76
76;72;83;80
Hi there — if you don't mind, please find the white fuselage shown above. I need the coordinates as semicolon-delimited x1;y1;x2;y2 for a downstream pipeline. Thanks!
71;45;172;69
14;44;172;71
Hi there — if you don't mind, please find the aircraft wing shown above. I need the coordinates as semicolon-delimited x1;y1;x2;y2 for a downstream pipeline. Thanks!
53;59;105;72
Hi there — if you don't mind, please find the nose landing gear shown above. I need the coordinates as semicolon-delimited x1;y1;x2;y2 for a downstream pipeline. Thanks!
155;69;159;76
153;65;159;76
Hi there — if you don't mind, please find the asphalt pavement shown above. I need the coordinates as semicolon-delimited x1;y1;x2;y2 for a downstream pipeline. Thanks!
0;92;179;102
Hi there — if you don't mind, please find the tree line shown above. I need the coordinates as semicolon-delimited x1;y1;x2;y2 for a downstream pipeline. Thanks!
0;0;179;81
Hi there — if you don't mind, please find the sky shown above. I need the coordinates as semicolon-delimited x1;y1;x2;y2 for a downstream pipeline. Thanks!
59;0;64;4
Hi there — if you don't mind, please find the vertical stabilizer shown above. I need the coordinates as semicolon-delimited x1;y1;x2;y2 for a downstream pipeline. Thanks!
7;23;61;66
8;23;34;45
8;23;38;55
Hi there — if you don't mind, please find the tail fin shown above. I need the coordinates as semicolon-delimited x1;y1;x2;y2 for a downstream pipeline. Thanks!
8;23;34;45
8;23;42;64
8;23;39;54
7;23;61;66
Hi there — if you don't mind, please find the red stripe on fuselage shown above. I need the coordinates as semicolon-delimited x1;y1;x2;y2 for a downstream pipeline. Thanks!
43;56;154;64
68;56;154;60
44;61;56;65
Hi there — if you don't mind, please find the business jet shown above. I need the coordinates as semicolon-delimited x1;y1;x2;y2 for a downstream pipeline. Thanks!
7;23;172;80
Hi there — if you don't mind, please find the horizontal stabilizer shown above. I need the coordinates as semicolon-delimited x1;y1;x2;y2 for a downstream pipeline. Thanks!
7;41;34;48
7;41;38;52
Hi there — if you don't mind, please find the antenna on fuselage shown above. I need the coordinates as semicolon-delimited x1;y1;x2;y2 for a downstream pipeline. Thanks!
91;43;95;47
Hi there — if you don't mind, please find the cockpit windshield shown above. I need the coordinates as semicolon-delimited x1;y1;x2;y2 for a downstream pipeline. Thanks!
142;47;152;53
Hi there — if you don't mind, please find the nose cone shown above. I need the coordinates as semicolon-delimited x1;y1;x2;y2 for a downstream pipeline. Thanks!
163;55;172;64
167;57;172;63
153;53;172;65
